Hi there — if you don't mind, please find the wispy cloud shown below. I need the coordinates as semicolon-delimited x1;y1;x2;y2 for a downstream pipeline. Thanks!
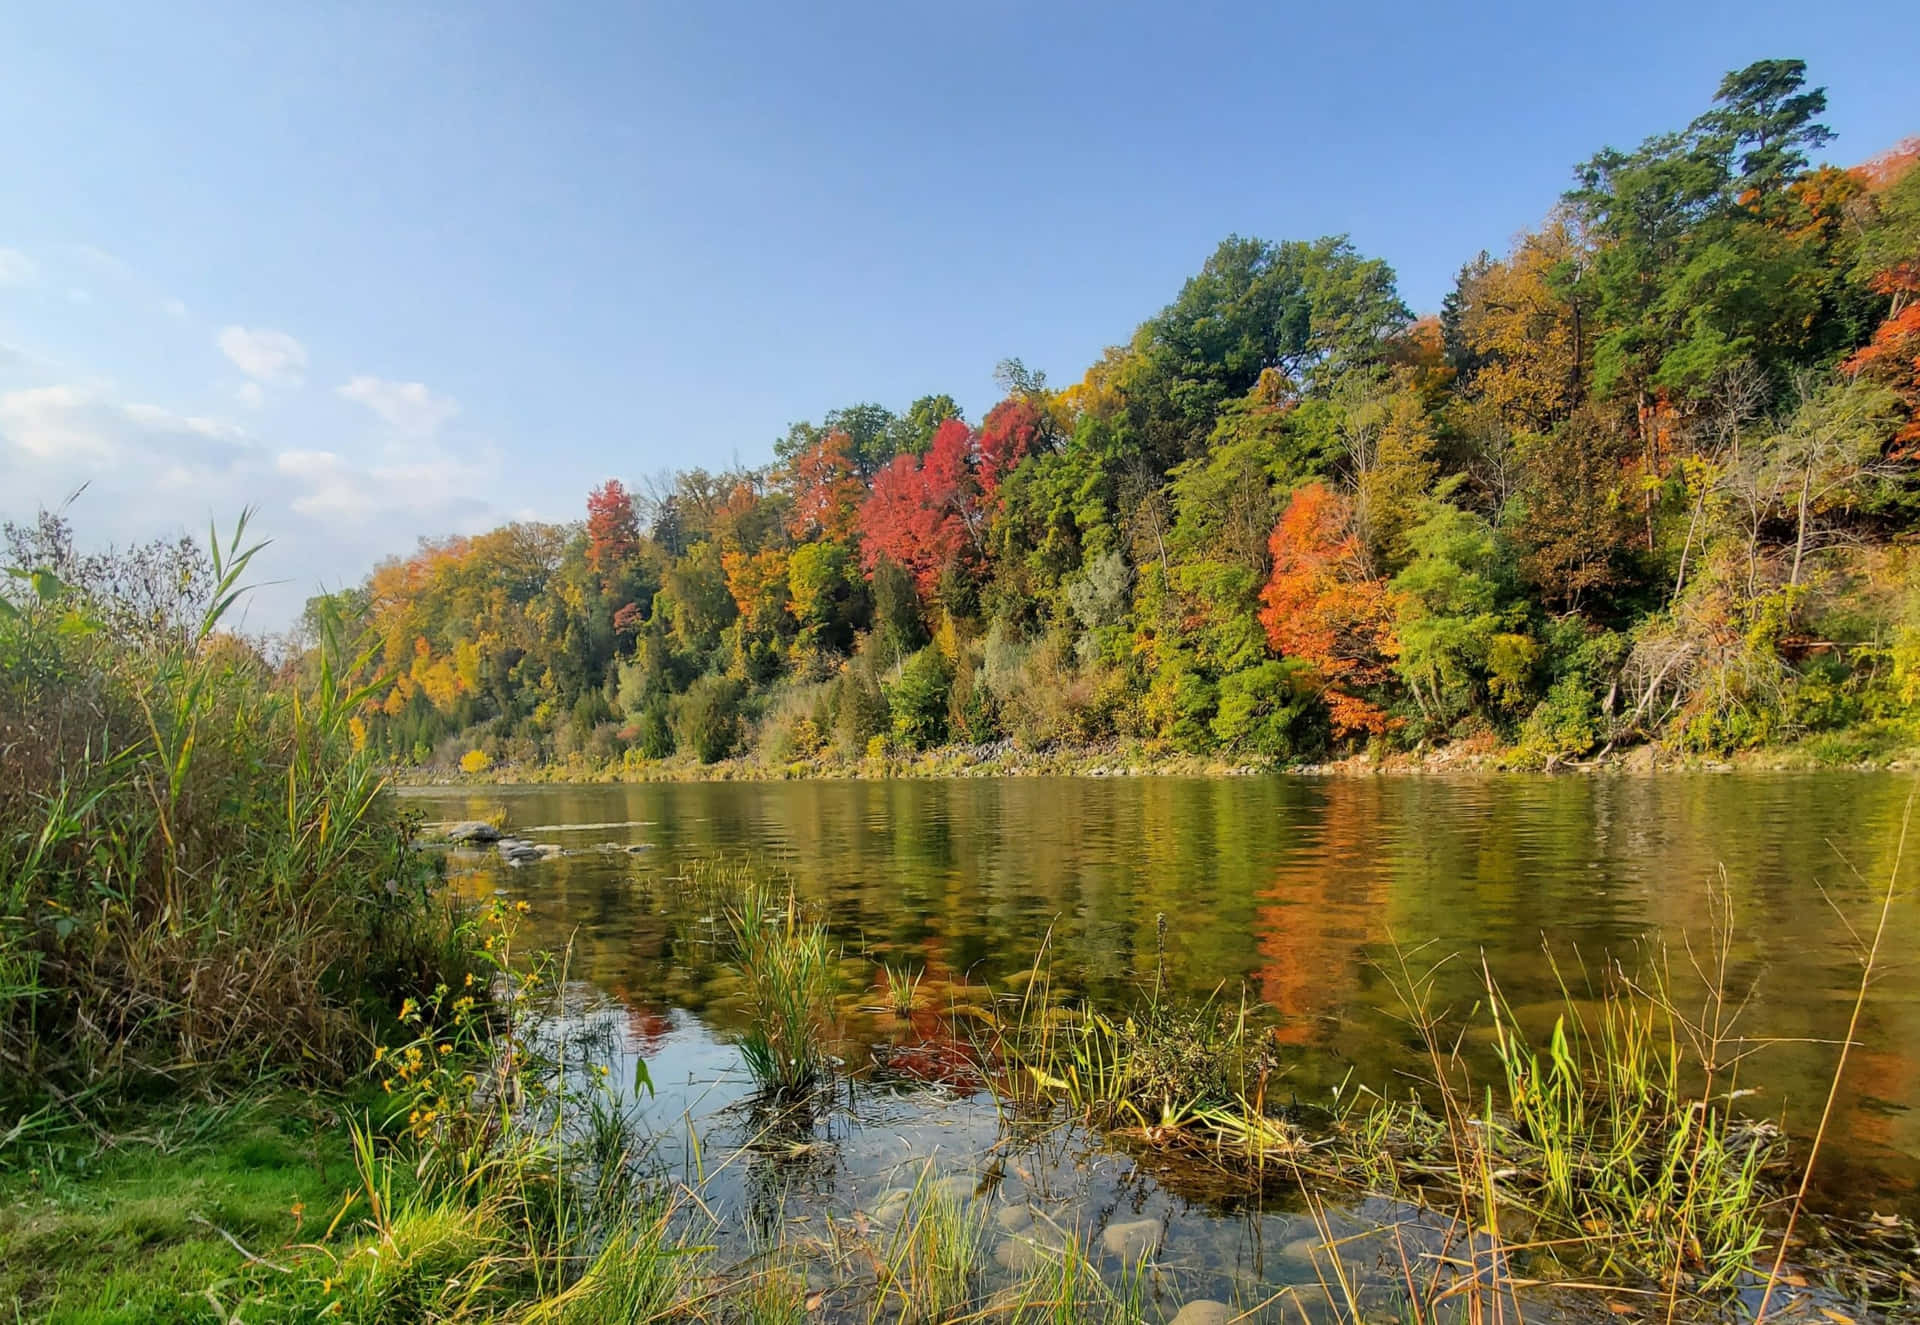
218;325;308;387
0;249;36;286
337;375;460;437
0;383;246;469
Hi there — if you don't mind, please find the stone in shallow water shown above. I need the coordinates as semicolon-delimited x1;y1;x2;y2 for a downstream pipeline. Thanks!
993;1237;1042;1272
929;1173;976;1203
1169;1301;1232;1325
442;820;501;843
994;1203;1033;1232
1100;1217;1160;1260
866;1188;913;1225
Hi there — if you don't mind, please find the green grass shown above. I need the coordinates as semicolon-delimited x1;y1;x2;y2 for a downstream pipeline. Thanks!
0;1092;371;1323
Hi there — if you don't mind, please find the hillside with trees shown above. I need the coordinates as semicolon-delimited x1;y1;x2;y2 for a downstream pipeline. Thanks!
308;62;1920;773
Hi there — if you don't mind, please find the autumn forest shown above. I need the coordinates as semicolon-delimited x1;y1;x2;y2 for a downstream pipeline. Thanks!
314;62;1920;773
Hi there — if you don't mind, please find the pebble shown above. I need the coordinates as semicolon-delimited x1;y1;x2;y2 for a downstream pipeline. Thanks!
1100;1217;1160;1260
994;1203;1033;1232
1169;1302;1232;1325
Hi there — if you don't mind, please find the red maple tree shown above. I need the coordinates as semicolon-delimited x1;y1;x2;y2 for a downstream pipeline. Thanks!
857;418;980;596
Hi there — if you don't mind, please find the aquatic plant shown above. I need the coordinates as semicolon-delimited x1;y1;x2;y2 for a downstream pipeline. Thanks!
723;874;839;1097
883;960;924;1016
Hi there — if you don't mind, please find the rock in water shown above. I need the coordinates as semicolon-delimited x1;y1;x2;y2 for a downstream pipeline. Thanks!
496;838;542;863
443;820;502;843
1169;1302;1232;1325
994;1203;1033;1232
993;1238;1041;1272
930;1173;976;1204
1100;1217;1160;1260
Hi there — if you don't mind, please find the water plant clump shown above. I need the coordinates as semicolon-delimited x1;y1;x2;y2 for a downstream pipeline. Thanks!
721;871;840;1097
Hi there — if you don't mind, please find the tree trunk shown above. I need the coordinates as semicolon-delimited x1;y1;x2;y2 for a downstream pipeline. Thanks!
1789;453;1815;589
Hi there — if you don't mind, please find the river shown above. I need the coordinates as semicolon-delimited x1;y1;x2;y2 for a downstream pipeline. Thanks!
400;773;1919;1315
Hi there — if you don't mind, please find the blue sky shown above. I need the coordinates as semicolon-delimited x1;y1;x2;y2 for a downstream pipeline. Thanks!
1;1;1913;628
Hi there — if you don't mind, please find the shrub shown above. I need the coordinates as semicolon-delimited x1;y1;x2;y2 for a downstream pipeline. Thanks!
670;674;744;763
459;748;493;775
0;518;466;1104
1211;659;1316;758
889;646;952;748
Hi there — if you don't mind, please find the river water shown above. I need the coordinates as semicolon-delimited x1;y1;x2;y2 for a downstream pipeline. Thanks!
399;773;1919;1315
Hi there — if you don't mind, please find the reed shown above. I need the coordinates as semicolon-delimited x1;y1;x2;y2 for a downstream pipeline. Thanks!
0;514;469;1115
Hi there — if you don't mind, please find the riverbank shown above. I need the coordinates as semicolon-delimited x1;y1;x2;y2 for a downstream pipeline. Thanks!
394;726;1920;787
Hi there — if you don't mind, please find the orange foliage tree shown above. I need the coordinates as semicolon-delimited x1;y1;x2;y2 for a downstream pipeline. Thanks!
1257;482;1398;736
1847;139;1920;453
784;429;866;541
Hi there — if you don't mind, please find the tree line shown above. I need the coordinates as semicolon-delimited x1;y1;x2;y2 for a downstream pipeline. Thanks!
309;61;1920;770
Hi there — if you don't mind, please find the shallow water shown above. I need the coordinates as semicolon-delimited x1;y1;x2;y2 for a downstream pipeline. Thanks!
401;773;1920;1314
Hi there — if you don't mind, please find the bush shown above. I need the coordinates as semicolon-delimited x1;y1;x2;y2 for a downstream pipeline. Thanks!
670;674;744;763
459;748;493;775
831;654;890;755
1211;660;1317;759
889;647;952;749
0;520;466;1105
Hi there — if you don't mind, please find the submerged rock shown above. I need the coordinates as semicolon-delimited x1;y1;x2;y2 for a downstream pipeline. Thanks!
442;820;502;844
625;843;655;853
1169;1302;1232;1325
865;1188;913;1225
929;1173;977;1204
994;1203;1033;1233
1100;1217;1160;1260
993;1237;1042;1272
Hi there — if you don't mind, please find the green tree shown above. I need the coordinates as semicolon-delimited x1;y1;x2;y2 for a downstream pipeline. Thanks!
670;674;744;763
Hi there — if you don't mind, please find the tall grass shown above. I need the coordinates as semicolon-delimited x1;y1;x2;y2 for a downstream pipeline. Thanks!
721;872;839;1097
0;515;465;1115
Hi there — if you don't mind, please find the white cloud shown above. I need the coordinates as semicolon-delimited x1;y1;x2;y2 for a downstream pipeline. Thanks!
275;442;496;523
218;325;307;387
234;381;265;409
336;375;460;437
0;384;246;469
0;249;36;286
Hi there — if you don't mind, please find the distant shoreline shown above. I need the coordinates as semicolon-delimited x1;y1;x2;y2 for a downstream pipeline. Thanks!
389;737;1918;788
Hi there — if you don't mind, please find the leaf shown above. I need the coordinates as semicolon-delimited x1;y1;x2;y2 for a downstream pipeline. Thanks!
632;1056;655;1098
30;568;67;603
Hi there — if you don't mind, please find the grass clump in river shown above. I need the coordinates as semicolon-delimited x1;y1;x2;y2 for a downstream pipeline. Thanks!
981;914;1830;1309
711;866;841;1097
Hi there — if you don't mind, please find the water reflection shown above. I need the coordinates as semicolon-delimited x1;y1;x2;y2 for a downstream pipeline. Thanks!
401;773;1920;1215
